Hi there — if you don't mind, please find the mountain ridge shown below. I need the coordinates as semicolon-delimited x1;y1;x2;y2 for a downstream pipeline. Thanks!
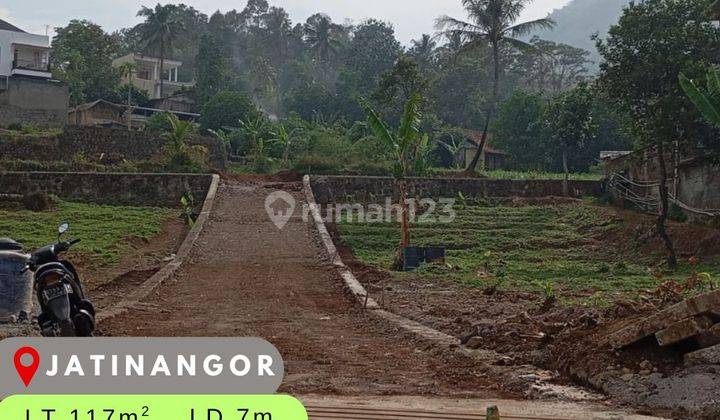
532;0;632;67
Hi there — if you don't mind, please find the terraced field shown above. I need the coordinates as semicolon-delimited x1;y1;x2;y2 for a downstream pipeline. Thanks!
337;199;720;302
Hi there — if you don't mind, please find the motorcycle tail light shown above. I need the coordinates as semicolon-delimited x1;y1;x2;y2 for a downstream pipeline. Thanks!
40;272;63;288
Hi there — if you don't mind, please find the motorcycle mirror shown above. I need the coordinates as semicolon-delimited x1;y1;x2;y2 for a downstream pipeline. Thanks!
58;223;69;238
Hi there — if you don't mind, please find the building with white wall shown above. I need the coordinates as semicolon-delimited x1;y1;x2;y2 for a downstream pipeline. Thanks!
0;19;67;128
0;19;52;79
113;53;194;100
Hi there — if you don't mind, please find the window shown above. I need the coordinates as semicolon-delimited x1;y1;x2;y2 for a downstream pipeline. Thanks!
137;68;151;80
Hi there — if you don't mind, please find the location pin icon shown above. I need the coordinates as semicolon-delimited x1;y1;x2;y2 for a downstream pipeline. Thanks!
14;346;40;387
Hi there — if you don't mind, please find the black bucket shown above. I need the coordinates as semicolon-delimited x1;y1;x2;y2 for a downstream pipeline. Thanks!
425;247;446;264
403;246;425;271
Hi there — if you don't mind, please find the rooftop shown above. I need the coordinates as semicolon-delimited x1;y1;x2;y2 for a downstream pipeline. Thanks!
0;19;26;33
465;130;505;155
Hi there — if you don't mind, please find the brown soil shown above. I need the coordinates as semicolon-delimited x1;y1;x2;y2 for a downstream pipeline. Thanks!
327;206;720;418
98;180;509;397
84;217;187;310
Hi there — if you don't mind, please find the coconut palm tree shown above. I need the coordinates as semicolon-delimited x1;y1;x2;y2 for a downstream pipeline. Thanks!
360;92;428;270
136;4;185;98
304;14;344;63
410;34;438;67
436;0;554;173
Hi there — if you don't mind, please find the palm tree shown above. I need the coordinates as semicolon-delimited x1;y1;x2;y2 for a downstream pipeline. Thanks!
436;0;554;172
410;34;438;67
304;14;343;63
680;68;720;127
136;4;185;98
360;92;428;270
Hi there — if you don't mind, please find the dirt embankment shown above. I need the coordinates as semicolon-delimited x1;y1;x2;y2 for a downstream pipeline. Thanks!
328;206;720;418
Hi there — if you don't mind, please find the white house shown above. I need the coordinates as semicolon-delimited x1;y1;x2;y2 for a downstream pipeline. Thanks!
0;19;67;128
0;19;52;79
113;53;194;100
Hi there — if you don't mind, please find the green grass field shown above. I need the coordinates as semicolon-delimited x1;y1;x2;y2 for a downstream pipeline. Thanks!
0;200;177;264
337;200;720;304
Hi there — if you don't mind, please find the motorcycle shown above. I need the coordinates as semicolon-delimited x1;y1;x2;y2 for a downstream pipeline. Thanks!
24;223;96;337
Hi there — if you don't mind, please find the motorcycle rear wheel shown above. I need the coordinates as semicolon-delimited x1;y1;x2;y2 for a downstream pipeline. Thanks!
59;319;76;337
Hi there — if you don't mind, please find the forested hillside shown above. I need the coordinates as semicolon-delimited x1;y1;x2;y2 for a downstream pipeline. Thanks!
47;0;719;180
534;0;631;67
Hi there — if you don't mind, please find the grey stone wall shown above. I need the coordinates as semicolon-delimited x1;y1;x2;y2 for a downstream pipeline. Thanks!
0;172;213;207
0;126;227;171
604;144;720;224
310;175;605;204
0;76;68;128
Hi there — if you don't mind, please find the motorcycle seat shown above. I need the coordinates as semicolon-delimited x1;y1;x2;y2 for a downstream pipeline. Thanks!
0;238;22;251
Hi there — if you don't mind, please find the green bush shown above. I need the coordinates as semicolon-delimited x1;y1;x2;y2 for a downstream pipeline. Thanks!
200;91;262;132
292;154;345;174
1;159;48;171
143;111;175;134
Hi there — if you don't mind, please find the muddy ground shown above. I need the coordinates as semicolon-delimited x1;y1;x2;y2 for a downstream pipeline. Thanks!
98;180;508;398
330;206;720;418
6;177;714;417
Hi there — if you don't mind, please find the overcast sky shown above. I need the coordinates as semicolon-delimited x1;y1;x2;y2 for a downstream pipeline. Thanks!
0;0;571;45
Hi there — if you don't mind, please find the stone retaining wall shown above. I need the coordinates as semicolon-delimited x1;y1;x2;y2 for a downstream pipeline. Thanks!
0;76;69;128
0;126;227;171
310;175;605;204
0;172;213;207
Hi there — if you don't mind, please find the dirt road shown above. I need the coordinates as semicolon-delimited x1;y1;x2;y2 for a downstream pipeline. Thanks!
99;180;659;418
100;180;499;396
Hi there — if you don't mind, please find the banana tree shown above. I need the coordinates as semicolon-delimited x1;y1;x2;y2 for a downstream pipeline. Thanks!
270;124;300;163
680;68;720;127
360;92;426;270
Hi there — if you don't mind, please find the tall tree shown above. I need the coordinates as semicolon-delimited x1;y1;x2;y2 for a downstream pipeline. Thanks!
374;55;429;123
262;6;293;66
514;37;591;93
346;19;402;91
136;4;186;97
544;84;598;196
492;90;548;170
596;0;720;269
52;20;120;103
436;0;554;172
303;14;344;63
196;33;227;106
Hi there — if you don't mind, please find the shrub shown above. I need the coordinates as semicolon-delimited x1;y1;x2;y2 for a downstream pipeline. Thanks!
143;111;175;134
22;192;55;212
161;115;208;173
292;154;344;174
200;91;261;132
1;159;47;171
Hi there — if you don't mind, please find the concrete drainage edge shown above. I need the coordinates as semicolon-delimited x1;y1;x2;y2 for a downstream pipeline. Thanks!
302;175;502;358
302;175;609;404
97;174;221;322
